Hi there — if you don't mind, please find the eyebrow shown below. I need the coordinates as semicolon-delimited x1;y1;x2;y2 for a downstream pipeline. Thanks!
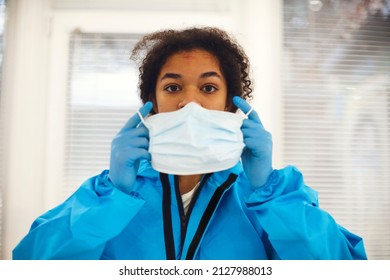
200;71;222;79
160;71;222;81
160;73;181;81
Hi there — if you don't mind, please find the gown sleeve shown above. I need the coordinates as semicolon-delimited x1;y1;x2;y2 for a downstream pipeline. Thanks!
245;165;367;260
12;170;145;260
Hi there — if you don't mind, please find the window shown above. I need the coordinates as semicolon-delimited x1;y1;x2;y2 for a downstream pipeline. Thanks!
282;0;390;259
64;32;142;198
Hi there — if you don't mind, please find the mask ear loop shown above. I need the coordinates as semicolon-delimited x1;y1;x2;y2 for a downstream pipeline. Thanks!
136;111;147;128
244;107;253;119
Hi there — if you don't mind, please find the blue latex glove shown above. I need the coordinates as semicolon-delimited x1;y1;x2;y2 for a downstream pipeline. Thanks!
233;96;273;188
109;102;153;194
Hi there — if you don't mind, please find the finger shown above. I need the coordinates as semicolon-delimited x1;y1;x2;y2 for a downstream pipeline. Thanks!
233;96;263;126
120;102;153;132
241;118;263;129
116;126;149;139
120;137;149;150
242;130;272;143
117;147;151;164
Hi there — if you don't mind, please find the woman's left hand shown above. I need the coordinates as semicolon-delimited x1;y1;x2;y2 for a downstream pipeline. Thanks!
233;96;273;188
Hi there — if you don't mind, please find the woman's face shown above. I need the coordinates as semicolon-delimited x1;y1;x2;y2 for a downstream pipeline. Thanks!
154;49;229;113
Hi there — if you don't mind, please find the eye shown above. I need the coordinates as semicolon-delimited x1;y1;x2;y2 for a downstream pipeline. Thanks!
164;84;181;93
202;84;218;94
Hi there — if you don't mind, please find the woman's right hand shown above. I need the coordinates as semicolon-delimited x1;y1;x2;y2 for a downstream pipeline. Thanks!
108;102;153;194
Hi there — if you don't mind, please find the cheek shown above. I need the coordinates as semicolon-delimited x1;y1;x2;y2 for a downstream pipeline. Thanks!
154;92;180;113
203;96;228;111
154;89;169;111
214;90;229;111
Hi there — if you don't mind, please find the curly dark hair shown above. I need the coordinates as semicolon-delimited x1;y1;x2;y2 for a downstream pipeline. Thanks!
130;27;253;112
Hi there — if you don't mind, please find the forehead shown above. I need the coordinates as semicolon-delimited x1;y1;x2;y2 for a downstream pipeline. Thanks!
163;49;221;69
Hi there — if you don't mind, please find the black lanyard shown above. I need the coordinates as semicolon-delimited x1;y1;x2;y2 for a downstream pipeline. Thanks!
160;172;238;260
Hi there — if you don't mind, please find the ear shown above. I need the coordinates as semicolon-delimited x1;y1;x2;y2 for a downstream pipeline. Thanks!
224;100;235;113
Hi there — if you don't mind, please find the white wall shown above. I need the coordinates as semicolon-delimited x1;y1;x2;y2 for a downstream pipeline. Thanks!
1;0;51;260
0;0;282;259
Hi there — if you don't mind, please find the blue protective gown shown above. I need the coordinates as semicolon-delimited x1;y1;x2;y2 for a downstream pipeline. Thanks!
13;162;367;260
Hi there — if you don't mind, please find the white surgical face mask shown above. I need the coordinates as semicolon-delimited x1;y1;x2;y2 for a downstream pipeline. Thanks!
138;102;251;175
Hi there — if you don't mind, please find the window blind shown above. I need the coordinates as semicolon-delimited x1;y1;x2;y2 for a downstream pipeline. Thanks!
282;0;390;259
64;32;143;198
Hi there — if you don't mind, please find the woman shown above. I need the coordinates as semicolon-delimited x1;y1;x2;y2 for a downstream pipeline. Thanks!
13;27;367;260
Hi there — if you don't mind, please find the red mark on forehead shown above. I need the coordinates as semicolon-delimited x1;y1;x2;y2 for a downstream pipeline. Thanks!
181;52;199;61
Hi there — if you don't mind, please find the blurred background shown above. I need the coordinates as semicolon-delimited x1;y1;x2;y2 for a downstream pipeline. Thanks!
0;0;389;260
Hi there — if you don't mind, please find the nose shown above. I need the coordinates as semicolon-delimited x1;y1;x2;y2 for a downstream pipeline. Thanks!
178;88;201;109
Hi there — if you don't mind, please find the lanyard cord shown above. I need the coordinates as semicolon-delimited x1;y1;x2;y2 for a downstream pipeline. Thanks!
185;173;238;259
160;172;238;260
160;173;176;260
